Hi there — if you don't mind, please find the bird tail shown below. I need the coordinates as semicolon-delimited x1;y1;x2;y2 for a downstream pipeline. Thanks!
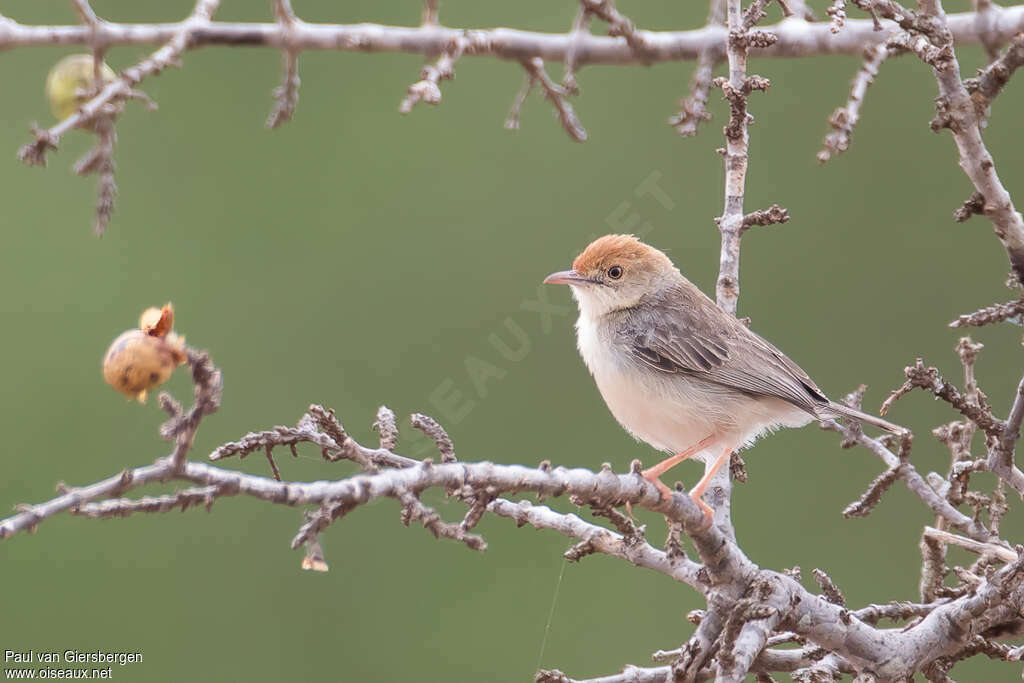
825;401;905;434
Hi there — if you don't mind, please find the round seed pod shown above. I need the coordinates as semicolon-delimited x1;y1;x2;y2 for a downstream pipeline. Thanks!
45;54;116;122
102;304;186;402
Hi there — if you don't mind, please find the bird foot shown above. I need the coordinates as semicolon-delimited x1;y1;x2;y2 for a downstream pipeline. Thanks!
690;492;714;529
642;469;675;501
626;469;674;518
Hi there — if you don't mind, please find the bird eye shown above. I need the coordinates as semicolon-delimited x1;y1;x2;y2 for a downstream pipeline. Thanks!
607;265;623;280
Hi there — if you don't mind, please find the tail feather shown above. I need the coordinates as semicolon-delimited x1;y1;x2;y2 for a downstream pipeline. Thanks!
825;401;905;434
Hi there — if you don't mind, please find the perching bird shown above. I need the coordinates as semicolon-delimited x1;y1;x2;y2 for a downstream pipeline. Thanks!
544;234;901;521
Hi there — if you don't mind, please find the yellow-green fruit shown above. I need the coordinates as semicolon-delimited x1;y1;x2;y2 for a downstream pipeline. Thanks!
45;54;116;121
102;330;185;403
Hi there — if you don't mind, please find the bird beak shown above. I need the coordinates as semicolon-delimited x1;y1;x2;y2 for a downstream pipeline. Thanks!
543;269;589;286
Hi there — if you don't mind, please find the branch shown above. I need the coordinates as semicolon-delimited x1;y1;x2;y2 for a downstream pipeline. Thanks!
917;0;1024;283
818;43;888;162
964;32;1024;116
669;0;725;137
266;0;301;128
16;0;220;234
949;297;1024;327
713;0;777;316
488;499;707;590
519;57;588;142
5;10;1024;63
822;419;991;540
923;526;1017;563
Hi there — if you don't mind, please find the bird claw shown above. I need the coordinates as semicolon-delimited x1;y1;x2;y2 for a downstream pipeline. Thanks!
691;493;714;529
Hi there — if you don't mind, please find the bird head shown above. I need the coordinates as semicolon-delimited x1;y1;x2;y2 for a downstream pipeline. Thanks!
544;234;678;317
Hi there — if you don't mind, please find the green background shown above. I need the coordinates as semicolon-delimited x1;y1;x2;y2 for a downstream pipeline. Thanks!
2;1;1023;680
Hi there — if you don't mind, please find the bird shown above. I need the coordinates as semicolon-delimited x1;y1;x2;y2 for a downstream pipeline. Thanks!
544;234;902;522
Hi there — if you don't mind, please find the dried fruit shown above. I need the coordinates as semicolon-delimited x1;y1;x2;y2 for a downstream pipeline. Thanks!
103;304;187;402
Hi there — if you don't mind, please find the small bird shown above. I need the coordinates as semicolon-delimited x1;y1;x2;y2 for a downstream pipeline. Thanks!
544;234;901;521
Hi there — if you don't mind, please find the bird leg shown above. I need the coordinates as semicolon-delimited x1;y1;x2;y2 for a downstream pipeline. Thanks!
689;447;732;525
641;434;718;500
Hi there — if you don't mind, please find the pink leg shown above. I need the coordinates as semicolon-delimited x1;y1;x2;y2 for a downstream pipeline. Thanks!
641;434;717;500
689;447;732;525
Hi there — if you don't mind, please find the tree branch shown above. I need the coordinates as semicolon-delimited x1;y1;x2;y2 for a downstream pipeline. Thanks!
4;9;1024;63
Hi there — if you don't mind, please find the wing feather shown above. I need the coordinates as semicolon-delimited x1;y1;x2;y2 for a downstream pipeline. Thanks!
620;286;827;415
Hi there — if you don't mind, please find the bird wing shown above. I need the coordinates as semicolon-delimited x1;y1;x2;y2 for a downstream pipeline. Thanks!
620;288;828;415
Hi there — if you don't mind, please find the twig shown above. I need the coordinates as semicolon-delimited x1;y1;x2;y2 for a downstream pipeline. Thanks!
579;0;653;55
399;37;465;113
880;359;1003;439
4;10;1024;62
843;463;903;518
923;526;1017;563
740;204;790;232
964;32;1024;118
950;298;1024;328
504;72;535;130
818;43;888;162
410;412;456;462
69;485;221;518
489;499;706;589
917;0;1024;284
520;57;588;142
16;0;221;235
812;568;847;606
563;6;593;93
669;0;725;137
822;419;990;540
372;405;399;450
266;0;301;128
713;0;774;316
827;0;848;33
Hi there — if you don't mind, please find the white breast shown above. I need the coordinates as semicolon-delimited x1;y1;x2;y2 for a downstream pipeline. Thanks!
575;313;811;460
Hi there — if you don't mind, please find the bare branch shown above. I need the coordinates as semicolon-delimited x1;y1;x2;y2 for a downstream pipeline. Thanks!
951;297;1024;328
266;0;301;128
813;568;848;606
843;463;903;518
740;204;790;232
70;485;221;518
818;43;888;163
669;0;725;137
400;37;464;113
18;0;220;162
916;0;1024;283
954;191;987;222
822;419;990;540
579;0;653;55
372;405;399;450
924;526;1017;563
964;32;1024;115
713;0;774;316
489;499;706;590
880;359;1003;439
410;412;456;462
16;0;221;235
828;0;848;33
520;57;588;142
4;10;1024;64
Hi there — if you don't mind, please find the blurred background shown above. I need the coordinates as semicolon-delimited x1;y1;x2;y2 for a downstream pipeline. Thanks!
2;1;1023;680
